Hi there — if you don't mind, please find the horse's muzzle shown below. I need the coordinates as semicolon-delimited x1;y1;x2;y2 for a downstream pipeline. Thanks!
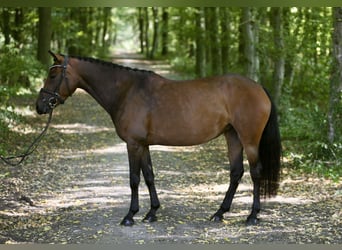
36;88;65;115
36;99;52;115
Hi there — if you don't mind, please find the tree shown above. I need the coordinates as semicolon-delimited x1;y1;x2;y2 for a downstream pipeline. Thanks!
328;7;342;143
149;7;159;59
1;8;10;45
271;7;285;105
195;7;205;77
144;8;150;58
13;8;24;44
204;8;212;75
161;7;169;56
208;7;222;75
242;7;259;82
220;8;230;74
37;7;52;66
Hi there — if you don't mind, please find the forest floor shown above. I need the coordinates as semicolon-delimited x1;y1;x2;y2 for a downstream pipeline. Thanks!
0;53;341;244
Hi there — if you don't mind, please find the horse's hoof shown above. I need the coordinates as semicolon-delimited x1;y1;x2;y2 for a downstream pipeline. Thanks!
210;214;223;222
120;217;135;226
142;213;157;223
246;216;259;226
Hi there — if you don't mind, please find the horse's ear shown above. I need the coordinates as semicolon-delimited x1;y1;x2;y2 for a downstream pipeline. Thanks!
48;50;59;62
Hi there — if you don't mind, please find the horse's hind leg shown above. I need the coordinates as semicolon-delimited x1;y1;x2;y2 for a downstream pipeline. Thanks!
244;145;262;225
211;127;244;222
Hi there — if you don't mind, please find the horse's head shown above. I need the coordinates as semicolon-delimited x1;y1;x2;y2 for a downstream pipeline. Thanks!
36;51;78;115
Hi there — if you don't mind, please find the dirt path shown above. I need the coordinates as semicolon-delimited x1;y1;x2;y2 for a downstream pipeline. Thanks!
0;53;341;244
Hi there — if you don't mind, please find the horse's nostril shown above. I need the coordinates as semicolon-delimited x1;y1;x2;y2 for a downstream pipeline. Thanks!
36;102;48;115
36;105;43;115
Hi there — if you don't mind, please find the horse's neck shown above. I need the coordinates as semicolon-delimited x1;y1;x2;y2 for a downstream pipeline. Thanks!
77;63;136;116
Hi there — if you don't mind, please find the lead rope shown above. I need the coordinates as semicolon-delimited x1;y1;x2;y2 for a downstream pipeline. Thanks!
0;110;53;167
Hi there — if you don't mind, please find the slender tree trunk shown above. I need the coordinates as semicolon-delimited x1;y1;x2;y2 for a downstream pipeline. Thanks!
220;8;230;74
328;7;342;143
37;7;52;66
204;8;212;75
195;7;206;77
13;8;24;44
242;7;259;82
271;7;285;105
2;8;11;45
102;7;111;47
149;7;159;59
238;10;245;67
209;7;222;75
161;7;169;56
138;8;145;54
144;8;150;58
94;8;101;48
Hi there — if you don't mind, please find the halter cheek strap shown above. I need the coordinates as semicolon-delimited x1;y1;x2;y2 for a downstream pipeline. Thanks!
40;56;71;109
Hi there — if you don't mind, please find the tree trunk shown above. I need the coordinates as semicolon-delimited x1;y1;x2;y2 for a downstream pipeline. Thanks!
149;7;159;59
271;7;285;105
13;8;24;44
161;7;169;56
2;8;11;45
37;7;52;66
238;10;245;67
195;7;206;77
138;8;145;54
102;7;111;48
209;7;222;75
144;8;150;58
242;7;259;82
328;7;342;143
204;8;212;75
220;8;230;74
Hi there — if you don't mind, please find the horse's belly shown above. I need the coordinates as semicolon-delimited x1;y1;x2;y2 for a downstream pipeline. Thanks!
147;111;229;146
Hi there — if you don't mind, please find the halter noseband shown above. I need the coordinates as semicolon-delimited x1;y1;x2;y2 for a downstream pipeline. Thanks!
40;56;71;109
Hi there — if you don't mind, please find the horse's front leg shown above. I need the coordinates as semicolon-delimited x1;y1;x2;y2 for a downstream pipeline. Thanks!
120;142;142;226
141;146;160;222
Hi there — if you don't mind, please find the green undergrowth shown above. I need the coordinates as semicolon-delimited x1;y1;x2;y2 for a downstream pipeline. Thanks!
280;97;341;182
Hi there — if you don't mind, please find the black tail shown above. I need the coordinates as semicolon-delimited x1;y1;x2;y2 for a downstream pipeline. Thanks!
259;88;282;198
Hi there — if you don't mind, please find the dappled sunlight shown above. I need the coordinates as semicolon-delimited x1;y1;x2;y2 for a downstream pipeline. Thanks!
89;143;127;154
173;181;314;206
51;123;113;134
150;145;199;152
267;196;314;204
13;105;36;117
39;184;131;211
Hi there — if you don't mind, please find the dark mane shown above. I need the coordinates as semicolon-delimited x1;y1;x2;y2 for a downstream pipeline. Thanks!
69;55;155;75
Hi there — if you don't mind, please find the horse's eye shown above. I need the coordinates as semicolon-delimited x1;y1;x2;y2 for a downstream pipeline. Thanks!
50;74;57;79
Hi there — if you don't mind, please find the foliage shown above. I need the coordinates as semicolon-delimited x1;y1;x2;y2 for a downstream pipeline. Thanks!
0;105;23;156
280;89;341;181
51;7;118;58
0;44;45;155
0;45;45;88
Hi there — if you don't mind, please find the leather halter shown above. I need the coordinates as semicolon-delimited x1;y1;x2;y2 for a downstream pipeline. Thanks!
39;56;71;109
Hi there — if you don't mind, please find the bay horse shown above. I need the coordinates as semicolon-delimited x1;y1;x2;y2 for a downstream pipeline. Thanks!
36;51;281;226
